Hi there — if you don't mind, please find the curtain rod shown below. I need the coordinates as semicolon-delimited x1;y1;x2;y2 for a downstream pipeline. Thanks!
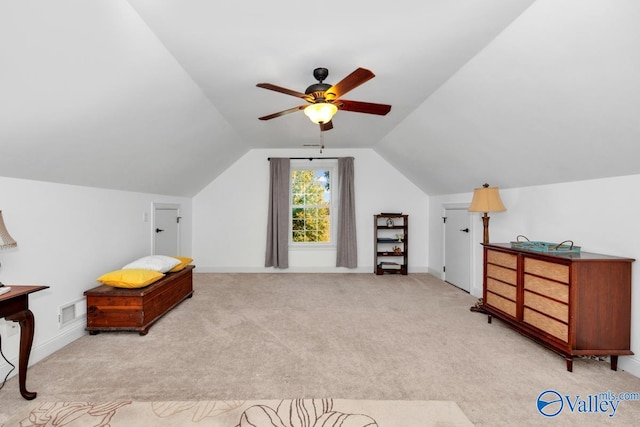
267;157;352;161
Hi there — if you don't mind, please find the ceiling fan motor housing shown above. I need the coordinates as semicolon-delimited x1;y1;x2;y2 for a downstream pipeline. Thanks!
305;85;331;99
305;67;332;99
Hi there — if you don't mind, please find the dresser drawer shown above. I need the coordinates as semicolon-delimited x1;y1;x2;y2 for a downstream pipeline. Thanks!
486;292;516;318
486;264;517;285
524;274;568;303
524;290;568;323
487;277;516;301
487;250;517;269
524;258;569;283
523;307;568;342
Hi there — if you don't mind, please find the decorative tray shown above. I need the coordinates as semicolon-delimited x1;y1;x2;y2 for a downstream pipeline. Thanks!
509;235;581;254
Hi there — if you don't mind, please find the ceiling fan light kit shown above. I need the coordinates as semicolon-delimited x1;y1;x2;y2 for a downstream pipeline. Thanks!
304;102;338;124
257;67;391;131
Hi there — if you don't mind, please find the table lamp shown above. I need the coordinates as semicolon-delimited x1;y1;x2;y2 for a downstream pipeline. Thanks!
0;210;18;287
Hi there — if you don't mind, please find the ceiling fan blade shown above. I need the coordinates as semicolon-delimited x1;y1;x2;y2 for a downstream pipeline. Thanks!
324;68;375;100
259;105;306;121
336;99;391;116
257;83;311;100
320;120;333;132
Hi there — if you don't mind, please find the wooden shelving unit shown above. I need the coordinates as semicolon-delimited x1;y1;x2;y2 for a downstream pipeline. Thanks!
374;214;408;275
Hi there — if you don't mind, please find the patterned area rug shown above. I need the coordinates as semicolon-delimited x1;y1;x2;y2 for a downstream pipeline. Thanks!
4;399;473;426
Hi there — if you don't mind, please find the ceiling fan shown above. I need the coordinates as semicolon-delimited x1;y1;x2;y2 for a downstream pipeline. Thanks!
257;67;391;131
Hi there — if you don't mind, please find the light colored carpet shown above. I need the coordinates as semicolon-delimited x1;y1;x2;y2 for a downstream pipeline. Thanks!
1;273;640;426
3;398;473;426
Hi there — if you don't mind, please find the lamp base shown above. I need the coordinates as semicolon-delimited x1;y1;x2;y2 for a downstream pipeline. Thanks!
469;298;487;313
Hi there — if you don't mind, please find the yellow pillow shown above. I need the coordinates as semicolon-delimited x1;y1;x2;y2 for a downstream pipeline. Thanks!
169;256;193;272
97;269;165;288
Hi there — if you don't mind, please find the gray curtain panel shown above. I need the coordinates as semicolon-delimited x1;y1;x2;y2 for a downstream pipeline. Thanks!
336;157;357;267
265;158;290;268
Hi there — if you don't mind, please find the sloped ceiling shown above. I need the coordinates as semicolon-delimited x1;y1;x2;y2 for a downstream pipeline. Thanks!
1;0;639;197
377;0;640;195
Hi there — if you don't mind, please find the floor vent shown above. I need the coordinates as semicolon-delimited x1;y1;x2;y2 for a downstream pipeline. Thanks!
59;298;86;328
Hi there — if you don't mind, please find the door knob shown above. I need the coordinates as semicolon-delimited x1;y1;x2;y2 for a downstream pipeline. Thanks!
460;228;469;233
155;228;165;233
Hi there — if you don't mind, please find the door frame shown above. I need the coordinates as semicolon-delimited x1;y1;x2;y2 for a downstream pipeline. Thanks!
442;203;477;294
152;202;181;255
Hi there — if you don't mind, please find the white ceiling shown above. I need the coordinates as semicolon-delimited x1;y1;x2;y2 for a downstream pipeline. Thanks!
1;0;639;197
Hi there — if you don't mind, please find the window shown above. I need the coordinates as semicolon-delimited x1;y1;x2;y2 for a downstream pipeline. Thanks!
290;161;335;245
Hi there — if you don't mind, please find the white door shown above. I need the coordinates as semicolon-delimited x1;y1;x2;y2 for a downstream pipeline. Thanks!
444;208;472;292
153;205;180;256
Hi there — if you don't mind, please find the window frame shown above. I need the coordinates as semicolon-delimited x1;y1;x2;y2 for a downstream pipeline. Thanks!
289;159;338;248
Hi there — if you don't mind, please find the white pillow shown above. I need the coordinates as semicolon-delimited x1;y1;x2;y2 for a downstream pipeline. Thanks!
122;255;181;273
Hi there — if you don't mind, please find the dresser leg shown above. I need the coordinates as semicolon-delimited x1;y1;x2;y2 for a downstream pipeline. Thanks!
487;314;492;324
565;356;573;372
610;355;618;371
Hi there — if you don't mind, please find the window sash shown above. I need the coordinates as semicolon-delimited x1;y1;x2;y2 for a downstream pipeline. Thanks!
290;161;336;246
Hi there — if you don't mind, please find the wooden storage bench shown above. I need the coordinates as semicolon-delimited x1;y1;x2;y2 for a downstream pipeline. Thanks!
84;265;194;335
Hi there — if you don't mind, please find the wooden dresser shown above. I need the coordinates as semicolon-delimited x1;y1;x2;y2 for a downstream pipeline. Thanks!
482;243;634;371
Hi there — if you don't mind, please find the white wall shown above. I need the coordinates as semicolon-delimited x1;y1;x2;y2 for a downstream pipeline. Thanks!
429;174;640;377
0;176;191;378
193;148;429;273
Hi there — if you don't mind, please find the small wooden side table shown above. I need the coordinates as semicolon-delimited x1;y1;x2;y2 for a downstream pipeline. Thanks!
0;285;48;400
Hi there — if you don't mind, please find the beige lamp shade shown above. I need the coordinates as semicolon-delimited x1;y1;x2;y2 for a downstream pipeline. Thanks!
468;184;506;213
0;210;17;249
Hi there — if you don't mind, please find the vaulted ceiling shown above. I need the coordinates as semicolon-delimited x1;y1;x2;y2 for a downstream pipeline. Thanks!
1;1;639;197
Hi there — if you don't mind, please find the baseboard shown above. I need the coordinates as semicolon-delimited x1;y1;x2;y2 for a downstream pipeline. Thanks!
427;267;444;280
195;266;429;273
196;266;373;273
619;354;640;378
0;320;86;381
